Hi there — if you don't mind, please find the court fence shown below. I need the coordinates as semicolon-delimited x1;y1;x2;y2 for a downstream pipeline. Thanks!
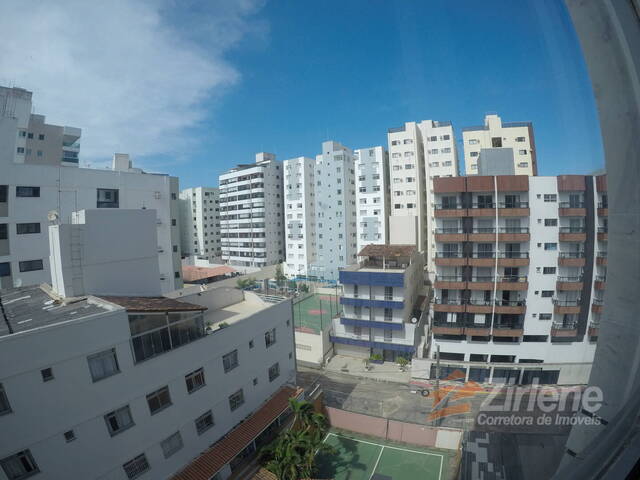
324;406;462;452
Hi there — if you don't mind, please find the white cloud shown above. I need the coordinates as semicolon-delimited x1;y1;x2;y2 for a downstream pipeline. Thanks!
0;0;265;163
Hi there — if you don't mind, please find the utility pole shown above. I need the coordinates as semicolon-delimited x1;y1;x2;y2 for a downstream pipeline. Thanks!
435;344;440;401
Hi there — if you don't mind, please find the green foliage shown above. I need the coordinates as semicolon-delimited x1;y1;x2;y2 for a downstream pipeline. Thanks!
299;283;310;293
261;399;331;480
397;356;409;367
236;277;256;289
275;264;287;287
218;322;228;329
370;353;383;361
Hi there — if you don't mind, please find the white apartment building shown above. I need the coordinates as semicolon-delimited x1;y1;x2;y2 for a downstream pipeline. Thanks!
462;114;537;176
309;141;358;282
387;122;426;251
355;146;390;253
419;120;459;277
331;245;427;361
0;210;297;480
283;157;316;278
218;153;285;268
179;187;221;261
429;174;607;385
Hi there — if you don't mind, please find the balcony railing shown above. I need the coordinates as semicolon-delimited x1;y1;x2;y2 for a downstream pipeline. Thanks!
597;251;607;258
435;252;463;258
498;275;528;283
433;319;465;328
593;298;604;305
559;227;586;233
434;204;462;210
559;252;585;258
559;201;585;208
493;321;524;330
434;298;464;305
471;228;496;234
598;226;608;233
470;203;495;209
471;251;496;259
499;251;529;258
557;276;583;282
598;202;608;208
552;320;578;330
436;275;464;282
595;275;607;282
498;227;530;233
434;228;463;234
553;299;581;307
467;299;526;307
499;201;529;208
470;276;494;282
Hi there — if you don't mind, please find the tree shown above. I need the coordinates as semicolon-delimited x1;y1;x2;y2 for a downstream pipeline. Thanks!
236;277;256;289
275;264;287;287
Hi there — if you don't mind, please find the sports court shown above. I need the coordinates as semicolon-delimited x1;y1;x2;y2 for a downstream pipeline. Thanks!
315;431;450;480
292;293;341;333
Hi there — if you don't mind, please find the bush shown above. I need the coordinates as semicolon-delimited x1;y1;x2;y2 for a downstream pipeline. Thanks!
397;357;409;368
370;353;383;361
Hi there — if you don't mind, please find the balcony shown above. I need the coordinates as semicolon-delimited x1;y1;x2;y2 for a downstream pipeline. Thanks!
464;319;492;336
588;320;600;337
596;251;607;266
497;275;529;290
553;299;581;314
340;317;404;331
494;299;527;314
432;319;465;335
434;204;467;218
592;298;604;314
468;228;496;243
558;251;586;267
559;226;586;242
340;296;404;310
433;298;466;313
597;202;608;217
468;202;496;217
558;201;586;217
466;299;493;314
556;276;584;291
434;228;466;242
467;275;495;290
492;320;524;337
551;320;578;337
594;275;606;290
330;335;415;354
498;201;530;217
434;252;467;266
597;226;608;241
468;251;496;267
497;251;530;267
434;275;466;290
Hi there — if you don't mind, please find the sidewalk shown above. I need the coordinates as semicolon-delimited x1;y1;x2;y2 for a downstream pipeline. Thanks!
324;354;411;383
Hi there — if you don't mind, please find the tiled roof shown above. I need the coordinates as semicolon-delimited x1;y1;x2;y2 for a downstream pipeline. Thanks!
98;296;207;312
251;469;278;480
183;265;236;283
357;244;416;258
171;386;302;480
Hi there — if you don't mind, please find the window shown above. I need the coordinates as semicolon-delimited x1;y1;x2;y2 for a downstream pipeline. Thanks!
519;149;527;155
16;223;40;235
1;450;39;480
185;368;205;393
122;454;150;479
544;218;558;226
539;314;553;320
223;349;239;373
269;362;280;382
104;405;134;436
97;188;119;208
40;368;54;382
146;386;172;415
195;410;214;434
87;348;120;382
229;389;245;411
27;133;33;139
543;267;556;274
265;328;276;348
516;136;526;142
16;186;40;197
18;260;43;272
544;194;557;202
249;339;254;349
161;431;183;458
384;286;393;300
0;185;6;203
16;147;24;154
384;330;392;341
470;151;479;157
541;291;554;298
354;326;362;336
0;383;11;415
468;139;479;144
544;243;558;251
64;430;76;442
38;134;45;140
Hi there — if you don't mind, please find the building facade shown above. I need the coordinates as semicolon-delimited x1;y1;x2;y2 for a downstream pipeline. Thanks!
179;187;221;262
308;141;358;282
355;146;390;253
430;174;606;384
462;114;537;176
218;153;285;268
331;245;427;361
283;157;316;278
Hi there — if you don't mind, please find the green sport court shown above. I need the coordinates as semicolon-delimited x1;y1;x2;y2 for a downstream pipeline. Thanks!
292;293;341;333
316;431;451;480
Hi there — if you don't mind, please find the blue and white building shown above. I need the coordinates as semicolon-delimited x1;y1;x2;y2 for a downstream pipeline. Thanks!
330;245;427;361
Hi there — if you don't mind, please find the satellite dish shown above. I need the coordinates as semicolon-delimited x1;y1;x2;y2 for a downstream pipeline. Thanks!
47;210;60;224
411;317;418;324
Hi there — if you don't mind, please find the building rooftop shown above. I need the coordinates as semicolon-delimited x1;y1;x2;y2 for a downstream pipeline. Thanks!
98;296;206;313
358;244;417;258
0;285;112;338
182;265;236;283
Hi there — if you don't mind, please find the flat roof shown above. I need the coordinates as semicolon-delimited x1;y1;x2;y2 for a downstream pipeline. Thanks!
0;286;111;338
182;265;236;283
98;296;207;313
358;244;417;257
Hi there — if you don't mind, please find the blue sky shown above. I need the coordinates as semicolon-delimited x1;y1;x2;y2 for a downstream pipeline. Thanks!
2;1;603;188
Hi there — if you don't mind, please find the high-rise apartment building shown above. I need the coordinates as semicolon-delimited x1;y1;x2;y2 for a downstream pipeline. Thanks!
0;86;183;293
283;157;316;278
355;146;389;253
430;174;606;384
308;141;358;281
179;187;221;261
218;153;285;268
462;114;537;176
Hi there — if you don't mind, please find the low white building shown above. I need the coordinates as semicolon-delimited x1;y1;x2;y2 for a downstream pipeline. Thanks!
219;153;285;268
179;187;221;262
0;210;297;480
355;146;390;253
331;245;427;361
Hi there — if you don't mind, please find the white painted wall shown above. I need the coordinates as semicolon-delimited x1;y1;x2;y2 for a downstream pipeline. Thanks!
355;146;389;253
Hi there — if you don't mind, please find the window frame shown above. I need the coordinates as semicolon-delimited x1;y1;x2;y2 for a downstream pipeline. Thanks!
104;405;135;437
0;450;39;480
146;386;172;415
122;454;150;480
195;410;214;435
0;383;12;416
87;348;120;382
268;362;280;382
229;389;245;411
15;186;40;198
222;349;239;373
160;431;183;459
185;367;206;394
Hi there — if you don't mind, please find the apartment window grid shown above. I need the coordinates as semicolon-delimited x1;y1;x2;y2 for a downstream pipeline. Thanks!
104;405;135;436
195;410;214;434
0;383;11;416
87;348;120;382
185;368;206;393
229;389;245;411
223;349;239;373
268;362;280;382
0;450;39;480
161;431;183;458
265;328;277;348
146;386;172;415
122;454;150;480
